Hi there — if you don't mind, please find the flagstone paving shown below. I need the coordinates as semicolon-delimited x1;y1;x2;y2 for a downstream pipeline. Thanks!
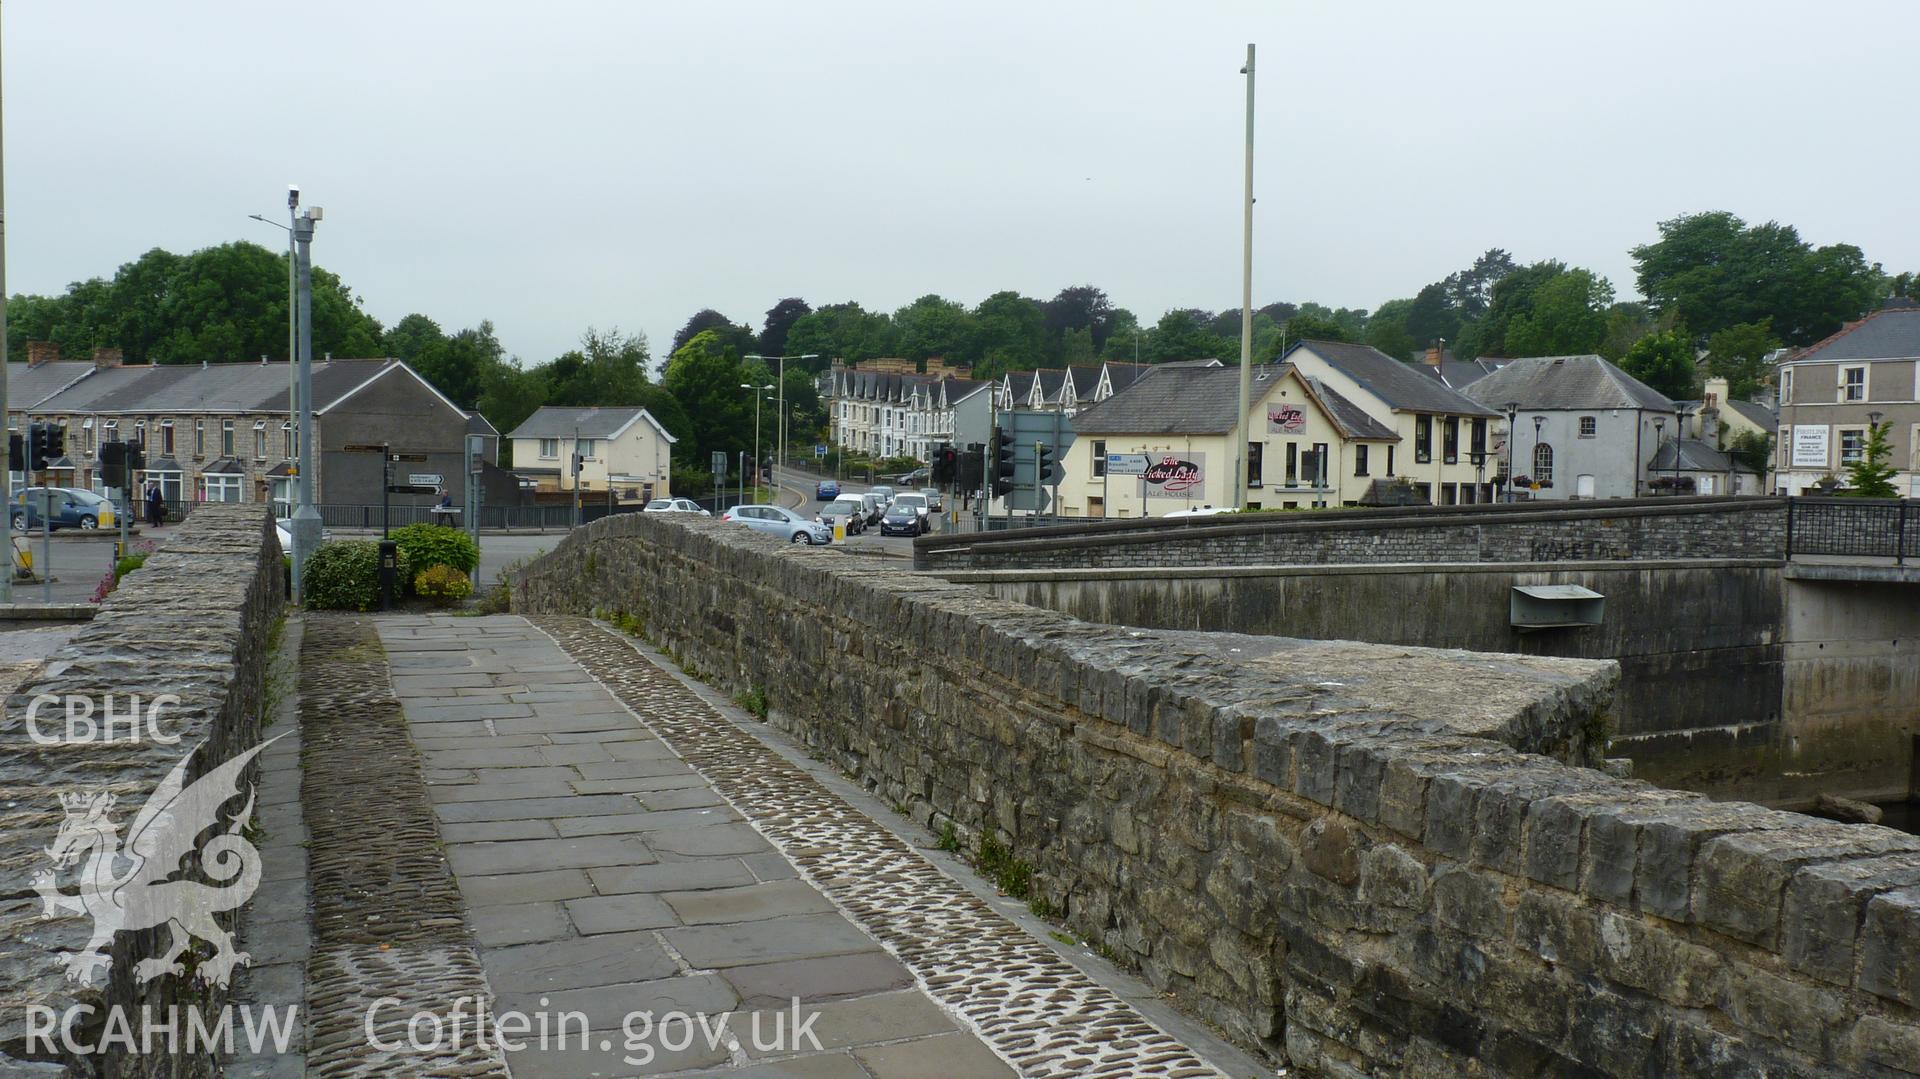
378;614;1250;1079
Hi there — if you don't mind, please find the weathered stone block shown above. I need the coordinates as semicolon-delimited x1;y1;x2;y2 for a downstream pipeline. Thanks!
1861;885;1920;1009
1433;867;1507;940
1359;843;1430;912
1301;816;1364;887
1378;758;1428;840
1782;852;1920;987
1696;824;1920;948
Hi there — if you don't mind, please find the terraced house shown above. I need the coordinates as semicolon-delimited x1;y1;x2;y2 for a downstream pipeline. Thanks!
1774;301;1920;496
7;350;479;513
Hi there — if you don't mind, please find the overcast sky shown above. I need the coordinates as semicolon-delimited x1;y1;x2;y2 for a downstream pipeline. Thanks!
9;1;1918;365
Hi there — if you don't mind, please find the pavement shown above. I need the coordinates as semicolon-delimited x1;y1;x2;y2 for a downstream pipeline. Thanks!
351;613;1261;1078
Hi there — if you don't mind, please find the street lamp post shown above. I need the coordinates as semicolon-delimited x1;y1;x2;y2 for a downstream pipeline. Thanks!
1503;402;1519;503
1653;417;1666;496
1532;415;1545;497
288;191;323;603
744;353;818;482
740;382;774;500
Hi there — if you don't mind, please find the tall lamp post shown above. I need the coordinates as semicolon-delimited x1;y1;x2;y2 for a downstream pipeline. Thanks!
1503;402;1519;503
740;382;774;500
744;353;818;482
1652;417;1666;496
1532;415;1545;496
288;188;323;603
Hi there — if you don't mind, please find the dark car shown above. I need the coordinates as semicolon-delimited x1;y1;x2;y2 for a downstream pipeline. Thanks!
879;505;924;537
815;479;840;500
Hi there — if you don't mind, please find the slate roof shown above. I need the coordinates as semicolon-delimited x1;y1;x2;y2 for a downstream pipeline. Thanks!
1005;372;1036;400
1789;306;1920;363
1289;340;1500;416
1103;362;1152;393
1418;358;1509;392
1067;366;1101;398
7;362;98;408
1302;377;1399;441
1461;354;1675;412
507;406;674;442
1648;438;1748;473
1072;364;1284;435
1723;398;1777;430
18;359;432;416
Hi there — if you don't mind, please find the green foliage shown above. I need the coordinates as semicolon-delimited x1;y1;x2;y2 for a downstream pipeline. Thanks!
1281;312;1355;347
1841;422;1899;498
7;241;382;364
1704;320;1782;400
1727;430;1774;476
303;541;386;611
936;822;962;853
114;552;150;582
1147;308;1235;362
734;686;769;719
1501;268;1614;357
412;564;472;607
1632;211;1885;344
389;522;479;575
977;833;1032;899
1621;330;1698;401
1363;297;1418;361
894;294;976;363
784;302;898;363
662;330;753;478
758;298;813;360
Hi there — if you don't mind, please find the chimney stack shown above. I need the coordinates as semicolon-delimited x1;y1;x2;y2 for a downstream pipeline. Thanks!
91;346;123;370
1424;344;1443;367
25;341;59;368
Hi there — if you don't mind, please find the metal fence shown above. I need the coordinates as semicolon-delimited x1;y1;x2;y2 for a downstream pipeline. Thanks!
1787;497;1917;563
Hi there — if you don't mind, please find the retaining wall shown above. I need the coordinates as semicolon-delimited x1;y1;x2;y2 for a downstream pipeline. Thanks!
518;513;1920;1077
0;506;285;1076
914;496;1789;571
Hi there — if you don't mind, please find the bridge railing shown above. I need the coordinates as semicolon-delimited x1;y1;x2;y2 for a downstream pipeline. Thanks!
1786;496;1916;562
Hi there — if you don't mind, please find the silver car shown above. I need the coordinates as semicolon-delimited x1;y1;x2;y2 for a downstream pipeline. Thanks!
643;497;711;516
917;487;944;512
722;504;832;544
859;491;887;524
818;497;868;534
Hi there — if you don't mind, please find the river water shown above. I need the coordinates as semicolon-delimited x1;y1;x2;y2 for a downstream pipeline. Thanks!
1876;801;1920;834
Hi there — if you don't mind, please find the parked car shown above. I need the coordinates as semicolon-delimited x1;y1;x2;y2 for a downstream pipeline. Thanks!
891;492;931;521
13;487;115;531
878;505;925;537
721;504;832;544
1162;506;1237;519
815;479;840;500
643;498;711;516
917;487;944;512
896;467;931;486
817;497;868;535
859;492;888;524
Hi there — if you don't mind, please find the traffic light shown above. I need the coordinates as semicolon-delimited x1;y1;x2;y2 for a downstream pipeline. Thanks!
101;442;127;489
26;423;47;472
931;444;955;485
1036;441;1058;485
45;424;66;460
128;443;146;476
6;433;20;472
992;429;1016;497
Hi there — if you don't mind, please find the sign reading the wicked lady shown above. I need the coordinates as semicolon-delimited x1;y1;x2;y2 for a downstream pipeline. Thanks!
1141;453;1206;499
1266;403;1307;433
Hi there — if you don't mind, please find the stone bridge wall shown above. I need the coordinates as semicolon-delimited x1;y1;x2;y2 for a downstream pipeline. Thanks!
914;495;1789;571
518;514;1920;1077
0;506;285;1076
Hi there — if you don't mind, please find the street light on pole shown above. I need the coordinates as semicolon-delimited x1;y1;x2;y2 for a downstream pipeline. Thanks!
247;210;298;512
1503;402;1519;503
740;382;774;500
744;354;818;483
288;188;323;603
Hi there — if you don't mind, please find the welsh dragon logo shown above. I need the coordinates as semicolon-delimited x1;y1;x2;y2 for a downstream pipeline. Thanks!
31;738;276;988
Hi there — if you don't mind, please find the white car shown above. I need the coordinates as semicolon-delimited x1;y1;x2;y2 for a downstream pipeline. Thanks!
890;492;931;520
1162;506;1237;519
643;498;711;516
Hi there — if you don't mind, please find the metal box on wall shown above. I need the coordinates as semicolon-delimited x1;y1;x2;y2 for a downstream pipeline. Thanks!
1510;583;1604;631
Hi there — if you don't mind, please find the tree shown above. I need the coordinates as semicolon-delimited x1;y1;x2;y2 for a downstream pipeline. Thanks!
1363;298;1417;361
672;309;738;354
1631;211;1885;344
1146;308;1234;362
893;294;976;364
1043;286;1117;357
972;291;1048;377
539;327;651;407
1841;422;1898;498
476;361;547;452
1404;283;1462;351
661;330;754;475
1620;330;1696;401
1892;272;1919;299
1443;249;1516;319
1281;312;1354;347
783;302;897;363
1501;268;1614;357
1704;320;1781;400
1727;430;1773;475
758;298;812;362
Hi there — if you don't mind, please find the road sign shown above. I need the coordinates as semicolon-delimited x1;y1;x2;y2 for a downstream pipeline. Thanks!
391;452;429;463
711;450;728;477
408;473;443;486
343;443;387;454
1106;453;1149;476
387;484;435;495
814;444;827;458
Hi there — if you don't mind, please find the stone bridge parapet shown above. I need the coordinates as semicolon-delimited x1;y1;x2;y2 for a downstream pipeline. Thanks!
518;512;1920;1077
0;505;284;1076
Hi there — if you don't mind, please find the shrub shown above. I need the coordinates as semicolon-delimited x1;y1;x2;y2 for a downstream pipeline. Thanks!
413;564;472;607
113;552;149;582
390;523;479;577
304;540;383;611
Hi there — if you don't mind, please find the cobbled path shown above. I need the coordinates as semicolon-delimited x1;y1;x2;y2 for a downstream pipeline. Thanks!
532;615;1227;1079
299;614;510;1078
